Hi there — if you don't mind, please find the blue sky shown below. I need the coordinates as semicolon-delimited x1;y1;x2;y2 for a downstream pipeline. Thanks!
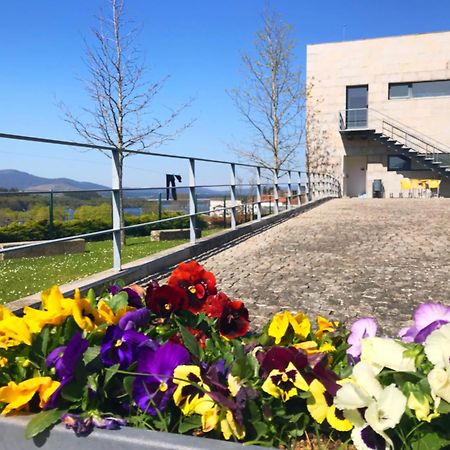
1;0;449;188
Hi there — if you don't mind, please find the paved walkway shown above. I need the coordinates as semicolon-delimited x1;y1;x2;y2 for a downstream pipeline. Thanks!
198;198;450;336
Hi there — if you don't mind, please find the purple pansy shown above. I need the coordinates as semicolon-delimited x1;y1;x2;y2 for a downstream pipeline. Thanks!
133;341;190;415
100;325;153;369
399;302;450;343
62;412;126;436
347;317;377;361
118;308;151;331
45;332;89;408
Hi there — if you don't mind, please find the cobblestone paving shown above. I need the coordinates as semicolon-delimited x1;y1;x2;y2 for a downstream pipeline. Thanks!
198;198;450;336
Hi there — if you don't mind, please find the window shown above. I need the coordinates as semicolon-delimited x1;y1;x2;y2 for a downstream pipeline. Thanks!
389;80;450;99
388;155;411;171
388;155;430;171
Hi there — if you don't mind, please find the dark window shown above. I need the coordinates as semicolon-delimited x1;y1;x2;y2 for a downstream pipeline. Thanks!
388;155;411;171
389;83;410;98
412;80;450;97
346;85;368;128
389;80;450;99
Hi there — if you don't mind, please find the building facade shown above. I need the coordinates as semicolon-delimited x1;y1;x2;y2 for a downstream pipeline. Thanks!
306;31;450;198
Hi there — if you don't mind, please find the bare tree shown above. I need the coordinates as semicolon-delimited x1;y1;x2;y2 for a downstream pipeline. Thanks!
60;0;192;243
229;9;306;172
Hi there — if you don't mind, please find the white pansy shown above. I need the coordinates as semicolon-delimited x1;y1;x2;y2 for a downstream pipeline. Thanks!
364;384;406;432
428;366;450;404
361;337;416;372
424;323;450;369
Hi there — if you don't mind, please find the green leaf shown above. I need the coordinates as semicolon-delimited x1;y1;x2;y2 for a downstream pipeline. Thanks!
83;345;100;366
438;399;450;414
178;415;201;433
410;431;450;450
109;291;129;313
104;363;120;387
25;408;64;439
179;324;202;359
123;376;135;396
86;288;97;307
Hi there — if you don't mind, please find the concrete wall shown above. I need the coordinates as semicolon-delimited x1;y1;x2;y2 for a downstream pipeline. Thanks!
306;31;450;197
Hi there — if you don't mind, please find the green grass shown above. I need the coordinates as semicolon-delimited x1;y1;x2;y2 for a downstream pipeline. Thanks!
0;236;187;304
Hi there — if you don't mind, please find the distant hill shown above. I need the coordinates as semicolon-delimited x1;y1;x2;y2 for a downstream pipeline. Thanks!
0;169;230;198
0;169;109;192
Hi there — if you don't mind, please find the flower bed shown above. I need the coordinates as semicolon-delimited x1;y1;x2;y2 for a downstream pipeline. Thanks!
0;261;449;449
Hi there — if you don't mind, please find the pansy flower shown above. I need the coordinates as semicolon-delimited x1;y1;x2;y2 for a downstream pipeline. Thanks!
399;303;450;344
202;292;230;318
145;285;188;317
118;308;150;331
133;341;190;415
71;290;102;332
168;261;217;313
45;332;89;408
23;285;73;333
217;300;250;339
100;326;152;369
97;300;134;325
0;306;32;349
268;311;311;344
0;376;60;415
347;317;377;361
262;361;309;402
307;379;352;431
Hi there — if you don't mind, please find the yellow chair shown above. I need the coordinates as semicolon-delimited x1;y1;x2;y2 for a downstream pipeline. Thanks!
400;178;411;190
427;179;441;189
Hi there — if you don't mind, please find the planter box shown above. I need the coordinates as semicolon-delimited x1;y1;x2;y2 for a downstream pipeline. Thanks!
0;415;272;450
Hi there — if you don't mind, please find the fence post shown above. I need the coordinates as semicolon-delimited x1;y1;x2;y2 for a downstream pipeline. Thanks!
111;149;122;271
273;169;279;215
189;158;196;244
158;193;162;221
223;196;227;228
297;172;302;206
230;163;236;230
287;170;292;210
256;166;262;221
48;190;54;238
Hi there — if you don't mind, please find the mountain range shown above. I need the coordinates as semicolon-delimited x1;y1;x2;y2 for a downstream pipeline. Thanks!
0;169;229;198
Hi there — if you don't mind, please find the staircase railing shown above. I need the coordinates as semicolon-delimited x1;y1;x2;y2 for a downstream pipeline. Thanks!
339;108;450;163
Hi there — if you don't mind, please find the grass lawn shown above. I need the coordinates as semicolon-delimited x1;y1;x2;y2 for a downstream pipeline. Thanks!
0;236;188;305
0;228;226;305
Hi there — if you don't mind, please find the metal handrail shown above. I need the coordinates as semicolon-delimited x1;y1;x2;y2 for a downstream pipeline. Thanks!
0;132;341;269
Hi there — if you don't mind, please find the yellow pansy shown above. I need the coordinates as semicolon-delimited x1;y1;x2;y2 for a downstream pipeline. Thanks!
262;362;309;402
0;377;60;415
307;379;352;431
173;365;245;440
268;311;311;344
0;306;32;349
0;357;8;368
97;300;134;325
315;316;339;339
72;290;103;332
23;285;73;333
294;340;336;355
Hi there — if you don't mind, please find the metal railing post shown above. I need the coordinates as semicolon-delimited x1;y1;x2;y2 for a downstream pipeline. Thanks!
273;169;279;214
297;171;302;206
256;166;262;221
111;148;122;271
189;158;196;244
287;170;292;210
230;163;237;230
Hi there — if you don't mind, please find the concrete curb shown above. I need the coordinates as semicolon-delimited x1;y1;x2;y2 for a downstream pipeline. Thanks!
0;415;272;450
9;197;333;312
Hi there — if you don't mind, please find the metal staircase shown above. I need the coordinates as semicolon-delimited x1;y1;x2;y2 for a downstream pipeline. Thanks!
338;108;450;179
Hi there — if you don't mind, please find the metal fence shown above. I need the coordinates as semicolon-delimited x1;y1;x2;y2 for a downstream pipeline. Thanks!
0;132;341;271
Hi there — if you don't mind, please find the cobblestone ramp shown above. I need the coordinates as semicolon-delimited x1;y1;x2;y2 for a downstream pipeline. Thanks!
197;198;450;336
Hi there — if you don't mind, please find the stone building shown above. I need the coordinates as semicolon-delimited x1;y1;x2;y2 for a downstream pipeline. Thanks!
306;31;450;198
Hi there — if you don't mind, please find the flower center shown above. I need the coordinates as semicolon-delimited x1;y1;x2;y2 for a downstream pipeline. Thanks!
164;303;171;311
281;373;288;383
160;381;168;392
115;339;123;347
